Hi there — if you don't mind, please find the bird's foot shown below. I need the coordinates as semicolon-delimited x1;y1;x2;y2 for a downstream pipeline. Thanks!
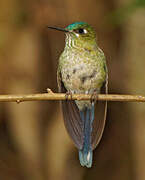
90;92;98;104
65;91;73;101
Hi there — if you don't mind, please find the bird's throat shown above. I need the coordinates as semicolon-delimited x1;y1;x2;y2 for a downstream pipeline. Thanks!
65;34;97;51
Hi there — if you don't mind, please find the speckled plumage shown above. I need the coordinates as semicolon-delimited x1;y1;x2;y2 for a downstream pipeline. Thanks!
49;22;108;168
58;23;107;109
59;43;106;90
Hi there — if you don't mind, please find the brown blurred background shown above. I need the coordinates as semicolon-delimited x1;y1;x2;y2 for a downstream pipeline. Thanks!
0;0;145;179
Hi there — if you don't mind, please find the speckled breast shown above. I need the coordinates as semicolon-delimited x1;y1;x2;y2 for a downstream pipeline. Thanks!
60;48;106;94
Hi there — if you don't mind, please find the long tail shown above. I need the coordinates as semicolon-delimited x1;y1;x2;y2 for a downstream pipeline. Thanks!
79;104;94;168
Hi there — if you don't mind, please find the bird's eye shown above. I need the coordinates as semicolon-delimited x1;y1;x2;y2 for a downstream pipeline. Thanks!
75;28;87;34
78;28;84;34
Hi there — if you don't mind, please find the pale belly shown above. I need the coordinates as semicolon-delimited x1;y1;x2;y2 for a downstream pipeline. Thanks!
61;62;105;94
59;47;106;109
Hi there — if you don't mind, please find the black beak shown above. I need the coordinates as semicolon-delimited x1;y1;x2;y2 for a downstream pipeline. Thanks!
47;26;69;33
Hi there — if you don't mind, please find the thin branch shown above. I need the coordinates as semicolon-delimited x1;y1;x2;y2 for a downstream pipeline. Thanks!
0;92;145;103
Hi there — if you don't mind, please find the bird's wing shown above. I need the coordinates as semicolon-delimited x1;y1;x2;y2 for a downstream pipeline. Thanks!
57;70;83;150
91;73;108;150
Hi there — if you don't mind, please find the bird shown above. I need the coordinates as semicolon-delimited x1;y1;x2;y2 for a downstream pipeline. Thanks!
47;22;108;168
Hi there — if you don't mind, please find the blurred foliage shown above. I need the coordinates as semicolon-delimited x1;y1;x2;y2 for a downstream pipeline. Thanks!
109;0;145;25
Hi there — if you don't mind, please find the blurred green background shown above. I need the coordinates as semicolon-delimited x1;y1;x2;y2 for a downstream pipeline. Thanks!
0;0;145;179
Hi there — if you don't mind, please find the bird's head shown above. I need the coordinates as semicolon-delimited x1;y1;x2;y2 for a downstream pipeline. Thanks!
48;22;97;49
65;22;96;40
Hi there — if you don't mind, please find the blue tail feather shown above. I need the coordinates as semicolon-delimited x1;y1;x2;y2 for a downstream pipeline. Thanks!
79;104;94;168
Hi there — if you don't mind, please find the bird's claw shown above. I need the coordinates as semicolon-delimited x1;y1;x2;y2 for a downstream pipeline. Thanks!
90;92;98;104
65;91;73;101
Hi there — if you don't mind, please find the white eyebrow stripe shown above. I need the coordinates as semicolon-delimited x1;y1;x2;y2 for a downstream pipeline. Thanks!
84;29;87;34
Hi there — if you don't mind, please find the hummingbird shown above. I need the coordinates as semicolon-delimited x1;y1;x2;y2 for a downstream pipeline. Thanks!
48;22;108;168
